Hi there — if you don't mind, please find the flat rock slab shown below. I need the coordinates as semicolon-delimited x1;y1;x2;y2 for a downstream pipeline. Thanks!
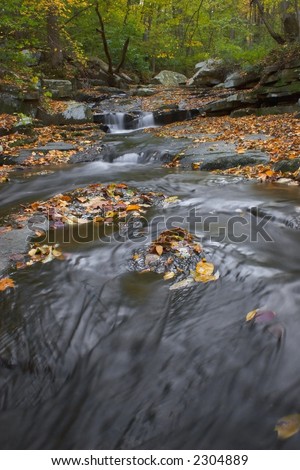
0;228;31;274
199;153;269;171
35;142;77;152
70;133;189;164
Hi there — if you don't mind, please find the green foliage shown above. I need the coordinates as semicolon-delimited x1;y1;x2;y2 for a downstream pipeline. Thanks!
1;0;299;80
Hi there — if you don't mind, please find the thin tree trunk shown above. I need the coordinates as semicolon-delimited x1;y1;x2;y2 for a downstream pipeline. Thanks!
115;38;130;73
95;1;113;75
47;6;64;68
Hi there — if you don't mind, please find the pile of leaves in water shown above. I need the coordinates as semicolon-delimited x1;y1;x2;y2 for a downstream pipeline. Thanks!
130;227;219;290
9;183;174;230
3;183;177;270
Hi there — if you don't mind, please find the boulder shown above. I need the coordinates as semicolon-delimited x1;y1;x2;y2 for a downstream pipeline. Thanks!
187;59;225;87
21;49;42;66
131;87;157;97
272;158;300;173
0;92;39;116
42;79;73;99
37;102;93;125
223;70;260;89
200;153;269;171
203;93;258;116
153;70;187;86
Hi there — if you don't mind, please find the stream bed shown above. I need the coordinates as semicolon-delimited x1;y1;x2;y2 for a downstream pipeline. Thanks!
1;120;300;450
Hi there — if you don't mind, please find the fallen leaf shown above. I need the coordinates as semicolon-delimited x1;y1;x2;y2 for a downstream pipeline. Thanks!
245;308;276;323
195;259;214;276
169;278;194;290
156;245;163;256
246;309;258;322
275;414;300;440
126;204;141;211
164;271;175;280
0;277;15;291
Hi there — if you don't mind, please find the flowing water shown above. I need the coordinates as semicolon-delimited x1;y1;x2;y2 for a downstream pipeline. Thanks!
1;120;300;450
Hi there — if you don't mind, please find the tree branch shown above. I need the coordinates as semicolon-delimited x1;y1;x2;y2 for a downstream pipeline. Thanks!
115;37;130;73
62;5;93;29
95;1;113;75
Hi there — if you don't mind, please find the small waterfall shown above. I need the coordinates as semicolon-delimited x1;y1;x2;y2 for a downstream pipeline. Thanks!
115;153;140;163
137;112;155;129
104;112;126;133
95;112;156;133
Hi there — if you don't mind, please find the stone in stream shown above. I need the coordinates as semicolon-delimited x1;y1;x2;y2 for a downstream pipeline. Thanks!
0;228;31;275
199;153;269;171
129;227;218;289
272;158;300;174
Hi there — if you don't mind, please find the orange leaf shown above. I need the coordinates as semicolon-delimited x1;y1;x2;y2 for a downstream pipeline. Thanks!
0;277;15;291
126;205;141;211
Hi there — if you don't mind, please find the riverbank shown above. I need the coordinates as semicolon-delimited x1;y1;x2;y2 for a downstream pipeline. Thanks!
1;85;300;185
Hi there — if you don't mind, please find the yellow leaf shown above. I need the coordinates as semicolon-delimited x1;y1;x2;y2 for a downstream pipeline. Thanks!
275;414;300;440
164;271;175;280
0;277;15;291
93;216;104;223
105;211;116;218
28;248;38;257
194;273;217;283
195;259;214;276
245;309;258;322
156;245;163;256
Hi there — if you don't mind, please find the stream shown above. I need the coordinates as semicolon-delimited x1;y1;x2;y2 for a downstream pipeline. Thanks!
1;116;300;450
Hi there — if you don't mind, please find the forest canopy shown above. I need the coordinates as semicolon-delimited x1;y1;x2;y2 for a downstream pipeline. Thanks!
1;0;300;79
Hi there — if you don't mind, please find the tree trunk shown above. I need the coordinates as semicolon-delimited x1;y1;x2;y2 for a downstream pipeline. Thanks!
250;0;286;44
47;6;64;68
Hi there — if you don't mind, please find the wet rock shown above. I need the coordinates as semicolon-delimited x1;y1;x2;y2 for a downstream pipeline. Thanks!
199;153;269;171
272;158;300;173
153;108;201;125
153;70;187;86
35;142;77;152
0;228;31;275
42;79;73;99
